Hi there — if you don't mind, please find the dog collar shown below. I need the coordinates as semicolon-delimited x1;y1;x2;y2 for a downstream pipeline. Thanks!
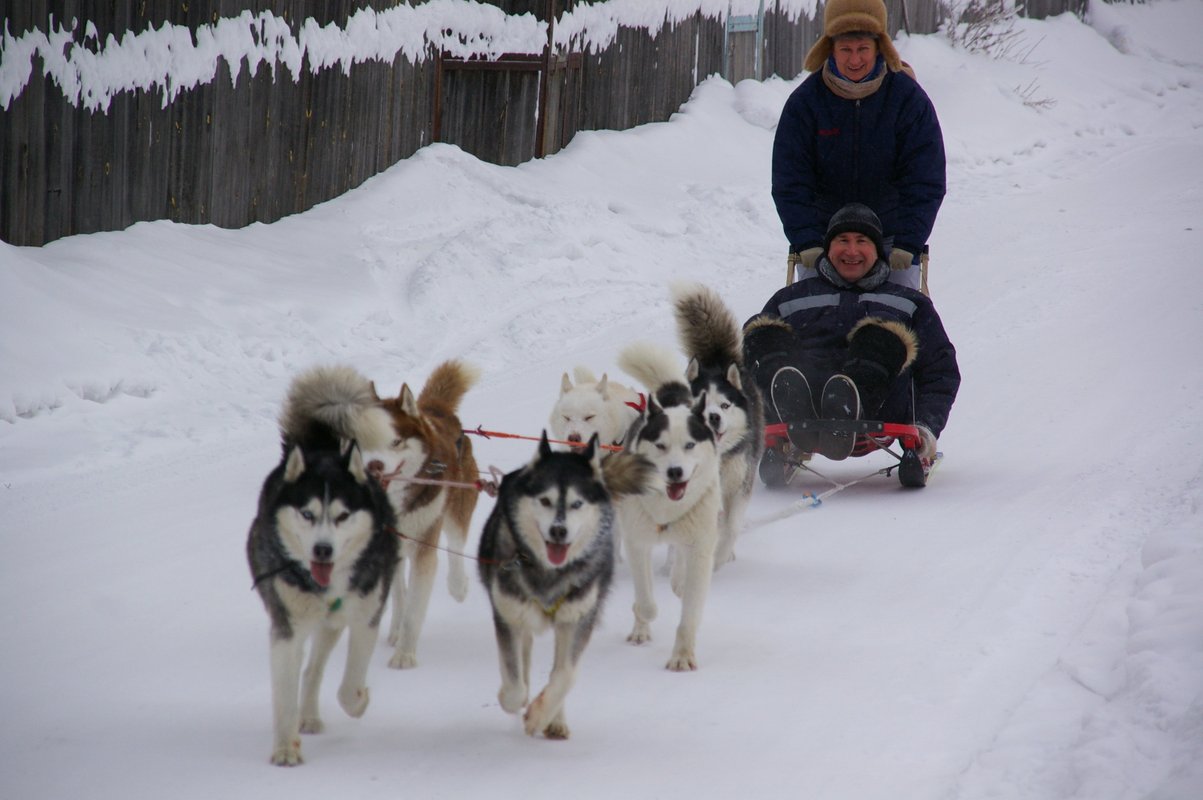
541;596;566;619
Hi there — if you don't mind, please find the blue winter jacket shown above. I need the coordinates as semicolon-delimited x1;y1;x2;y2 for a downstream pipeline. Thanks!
754;268;960;436
772;67;946;257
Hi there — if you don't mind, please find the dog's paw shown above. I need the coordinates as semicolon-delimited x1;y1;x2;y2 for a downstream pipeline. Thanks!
541;719;571;740
498;682;528;714
338;685;369;718
388;650;418;670
299;716;324;734
270;739;303;767
713;547;736;571
626;621;652;645
525;696;570;739
666;650;698;672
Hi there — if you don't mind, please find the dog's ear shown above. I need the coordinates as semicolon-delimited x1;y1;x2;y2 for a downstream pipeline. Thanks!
344;442;370;485
646;393;662;417
583;433;601;470
686;357;701;383
538;429;553;460
368;381;382;401
596;373;610;399
560;372;573;394
691;390;708;418
400;384;418;417
283;445;306;482
726;363;742;391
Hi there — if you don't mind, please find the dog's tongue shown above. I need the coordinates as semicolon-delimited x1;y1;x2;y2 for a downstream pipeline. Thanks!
310;561;333;587
546;542;569;566
667;481;689;501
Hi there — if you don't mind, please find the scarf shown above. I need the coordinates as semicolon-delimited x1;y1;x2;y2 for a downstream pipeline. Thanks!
817;255;891;290
821;55;887;100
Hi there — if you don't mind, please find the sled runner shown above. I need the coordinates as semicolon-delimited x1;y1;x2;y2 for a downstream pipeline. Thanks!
760;419;938;489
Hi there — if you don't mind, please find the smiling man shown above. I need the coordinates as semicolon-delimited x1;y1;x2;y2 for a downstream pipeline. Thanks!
743;203;960;462
771;0;946;294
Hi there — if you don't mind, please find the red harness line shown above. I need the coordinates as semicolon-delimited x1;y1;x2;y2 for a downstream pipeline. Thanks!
460;391;646;454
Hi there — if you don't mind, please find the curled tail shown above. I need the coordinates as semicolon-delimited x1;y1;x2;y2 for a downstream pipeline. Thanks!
617;341;685;393
571;365;599;385
279;364;392;450
417;359;480;417
671;281;743;366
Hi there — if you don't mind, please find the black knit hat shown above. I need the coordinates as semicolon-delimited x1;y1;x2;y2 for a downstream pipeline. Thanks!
824;202;885;259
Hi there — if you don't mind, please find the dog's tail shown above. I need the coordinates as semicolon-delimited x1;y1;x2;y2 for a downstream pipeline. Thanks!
418;359;480;417
617;341;685;393
601;451;656;499
671;281;743;366
571;365;598;385
279;364;394;450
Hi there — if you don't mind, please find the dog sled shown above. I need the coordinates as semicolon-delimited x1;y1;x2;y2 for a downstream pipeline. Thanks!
760;419;938;490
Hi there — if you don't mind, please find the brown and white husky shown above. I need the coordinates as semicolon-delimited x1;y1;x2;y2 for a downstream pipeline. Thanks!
366;360;480;669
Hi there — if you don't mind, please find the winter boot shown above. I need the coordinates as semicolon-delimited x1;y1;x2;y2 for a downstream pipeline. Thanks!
771;366;820;453
817;374;860;460
837;318;919;419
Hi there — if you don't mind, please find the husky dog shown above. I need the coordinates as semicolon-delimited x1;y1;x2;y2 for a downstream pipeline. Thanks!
548;366;644;449
671;283;765;568
365;360;479;670
246;365;398;766
478;433;652;738
617;342;722;671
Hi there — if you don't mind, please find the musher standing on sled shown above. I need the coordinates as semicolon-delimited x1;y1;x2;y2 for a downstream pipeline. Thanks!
773;0;945;293
743;202;960;464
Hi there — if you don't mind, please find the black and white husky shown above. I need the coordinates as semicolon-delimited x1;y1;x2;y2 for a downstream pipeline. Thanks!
246;365;398;766
671;282;765;568
617;342;722;671
478;433;652;738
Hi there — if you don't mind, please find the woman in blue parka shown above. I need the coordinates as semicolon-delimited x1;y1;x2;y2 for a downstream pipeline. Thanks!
773;0;946;293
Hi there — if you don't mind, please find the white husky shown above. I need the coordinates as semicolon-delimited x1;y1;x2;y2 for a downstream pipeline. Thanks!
549;366;644;449
617;342;722;671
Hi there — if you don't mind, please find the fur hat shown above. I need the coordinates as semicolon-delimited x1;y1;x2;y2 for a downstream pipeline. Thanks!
823;202;885;259
803;0;903;74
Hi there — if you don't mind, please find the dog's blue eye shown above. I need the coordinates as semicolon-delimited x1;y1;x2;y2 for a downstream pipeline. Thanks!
570;500;583;510
685;442;696;450
300;509;316;523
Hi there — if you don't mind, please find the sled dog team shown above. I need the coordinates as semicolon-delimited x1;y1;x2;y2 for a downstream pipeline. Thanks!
246;283;764;765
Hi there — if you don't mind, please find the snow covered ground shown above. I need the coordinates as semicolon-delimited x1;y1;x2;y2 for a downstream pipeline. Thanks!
2;2;1202;798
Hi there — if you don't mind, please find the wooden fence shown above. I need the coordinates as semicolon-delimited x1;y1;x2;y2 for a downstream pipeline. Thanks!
0;0;1086;247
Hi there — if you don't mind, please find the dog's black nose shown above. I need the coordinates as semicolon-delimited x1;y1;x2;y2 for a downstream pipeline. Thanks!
567;433;582;443
313;542;334;561
666;467;683;482
548;524;568;542
708;412;721;428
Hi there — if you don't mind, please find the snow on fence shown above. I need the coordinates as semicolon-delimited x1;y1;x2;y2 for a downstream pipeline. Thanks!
0;0;1082;247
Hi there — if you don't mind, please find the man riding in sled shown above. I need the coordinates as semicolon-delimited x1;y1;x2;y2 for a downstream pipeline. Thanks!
743;202;960;481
